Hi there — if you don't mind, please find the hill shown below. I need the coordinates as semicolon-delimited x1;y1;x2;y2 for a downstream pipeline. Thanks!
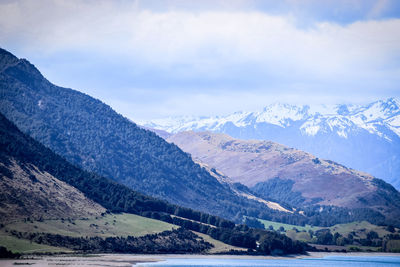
0;47;293;222
146;101;400;189
167;131;400;226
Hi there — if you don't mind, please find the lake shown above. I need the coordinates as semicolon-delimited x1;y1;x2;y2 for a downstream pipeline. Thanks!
137;255;400;267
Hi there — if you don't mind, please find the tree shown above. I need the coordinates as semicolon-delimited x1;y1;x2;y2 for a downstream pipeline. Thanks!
315;229;333;245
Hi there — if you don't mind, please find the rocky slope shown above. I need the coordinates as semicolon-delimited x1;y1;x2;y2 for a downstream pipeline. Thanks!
167;131;400;224
147;100;400;189
0;158;105;223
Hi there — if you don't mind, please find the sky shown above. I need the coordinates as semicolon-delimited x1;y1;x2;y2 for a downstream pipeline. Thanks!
1;0;400;122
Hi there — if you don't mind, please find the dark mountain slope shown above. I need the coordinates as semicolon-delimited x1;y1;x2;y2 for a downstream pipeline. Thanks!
0;48;288;222
0;113;308;255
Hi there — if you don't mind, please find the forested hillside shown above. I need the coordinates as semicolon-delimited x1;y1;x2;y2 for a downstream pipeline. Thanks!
0;47;291;222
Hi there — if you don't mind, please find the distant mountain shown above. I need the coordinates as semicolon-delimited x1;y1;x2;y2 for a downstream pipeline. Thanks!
146;100;400;189
0;47;295;223
167;131;400;226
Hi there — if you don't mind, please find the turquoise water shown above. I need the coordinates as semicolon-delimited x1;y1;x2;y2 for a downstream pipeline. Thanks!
137;256;400;266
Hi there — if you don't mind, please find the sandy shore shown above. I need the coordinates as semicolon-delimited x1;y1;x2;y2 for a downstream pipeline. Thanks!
0;252;399;266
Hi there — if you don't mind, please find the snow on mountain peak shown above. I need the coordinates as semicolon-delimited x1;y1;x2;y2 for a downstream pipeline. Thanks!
145;98;400;139
255;103;309;127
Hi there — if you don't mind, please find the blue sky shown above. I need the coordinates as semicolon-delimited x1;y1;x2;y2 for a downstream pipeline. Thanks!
1;0;400;122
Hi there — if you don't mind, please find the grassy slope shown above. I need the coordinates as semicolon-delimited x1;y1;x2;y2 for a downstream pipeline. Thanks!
259;218;393;242
259;218;322;232
1;213;246;254
4;213;175;238
191;231;246;254
0;231;72;253
0;213;176;253
329;221;391;238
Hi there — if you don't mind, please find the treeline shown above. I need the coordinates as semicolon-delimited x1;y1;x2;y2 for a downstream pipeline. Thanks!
243;217;265;229
241;201;388;227
309;228;400;252
251;177;391;227
383;234;400;252
10;228;212;254
312;229;382;247
142;213;308;255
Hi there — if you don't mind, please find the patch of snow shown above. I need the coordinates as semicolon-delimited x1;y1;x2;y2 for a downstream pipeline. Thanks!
300;118;322;136
37;99;44;109
387;115;400;127
337;130;348;138
254;103;308;126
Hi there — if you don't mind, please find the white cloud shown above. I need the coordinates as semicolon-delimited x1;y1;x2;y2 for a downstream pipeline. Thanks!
1;0;399;120
1;1;398;74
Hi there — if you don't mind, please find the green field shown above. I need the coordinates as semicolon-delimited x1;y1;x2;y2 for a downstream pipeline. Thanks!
192;231;246;253
1;213;245;254
0;231;72;253
4;213;176;238
0;213;177;253
258;218;322;233
328;221;391;238
258;218;393;242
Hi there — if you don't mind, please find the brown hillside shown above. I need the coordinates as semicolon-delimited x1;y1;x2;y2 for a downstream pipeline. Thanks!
0;157;106;223
167;131;400;219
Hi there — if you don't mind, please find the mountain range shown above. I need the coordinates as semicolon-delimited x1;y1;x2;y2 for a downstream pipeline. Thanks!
1;47;399;229
146;100;400;189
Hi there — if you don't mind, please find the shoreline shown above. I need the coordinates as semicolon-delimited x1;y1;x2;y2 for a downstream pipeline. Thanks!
0;252;399;266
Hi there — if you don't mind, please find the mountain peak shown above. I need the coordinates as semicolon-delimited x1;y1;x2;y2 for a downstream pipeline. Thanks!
256;103;309;126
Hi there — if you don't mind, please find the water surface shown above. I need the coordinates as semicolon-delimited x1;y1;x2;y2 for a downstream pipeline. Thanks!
137;255;400;267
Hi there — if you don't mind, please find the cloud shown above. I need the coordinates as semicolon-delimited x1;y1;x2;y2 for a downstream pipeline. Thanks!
0;0;399;120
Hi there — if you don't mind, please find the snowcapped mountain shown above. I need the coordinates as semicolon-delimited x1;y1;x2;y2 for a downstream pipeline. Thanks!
145;98;400;189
